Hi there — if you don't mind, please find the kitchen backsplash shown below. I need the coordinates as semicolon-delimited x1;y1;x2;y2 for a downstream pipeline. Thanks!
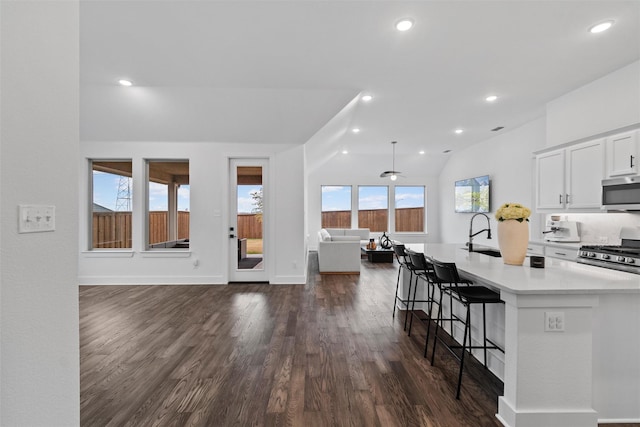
546;212;640;245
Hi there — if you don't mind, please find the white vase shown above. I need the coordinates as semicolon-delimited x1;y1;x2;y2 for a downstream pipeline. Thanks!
497;220;529;265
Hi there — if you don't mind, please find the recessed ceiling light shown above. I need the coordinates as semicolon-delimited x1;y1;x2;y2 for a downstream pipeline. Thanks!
361;95;373;102
352;128;360;134
419;150;425;155
455;129;464;134
589;20;614;34
485;95;498;102
342;149;348;154
396;18;414;32
118;79;133;87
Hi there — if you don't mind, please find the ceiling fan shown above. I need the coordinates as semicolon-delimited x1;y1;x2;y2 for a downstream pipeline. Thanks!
380;141;403;181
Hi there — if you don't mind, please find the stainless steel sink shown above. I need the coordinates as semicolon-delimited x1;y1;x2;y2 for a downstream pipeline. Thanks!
473;249;502;257
461;247;502;257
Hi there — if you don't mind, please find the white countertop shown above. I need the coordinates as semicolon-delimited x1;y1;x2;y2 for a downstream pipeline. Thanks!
405;243;640;295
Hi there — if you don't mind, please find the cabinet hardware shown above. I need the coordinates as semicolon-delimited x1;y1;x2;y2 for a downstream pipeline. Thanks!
631;155;635;168
555;252;566;256
566;194;570;204
559;194;563;204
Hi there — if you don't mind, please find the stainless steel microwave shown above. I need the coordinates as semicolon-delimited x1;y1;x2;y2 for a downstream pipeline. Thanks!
602;176;640;210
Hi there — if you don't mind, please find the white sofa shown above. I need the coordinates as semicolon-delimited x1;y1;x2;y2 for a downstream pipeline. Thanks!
317;228;369;274
324;228;370;247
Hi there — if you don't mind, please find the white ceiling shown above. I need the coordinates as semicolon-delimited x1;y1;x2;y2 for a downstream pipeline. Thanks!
80;1;640;162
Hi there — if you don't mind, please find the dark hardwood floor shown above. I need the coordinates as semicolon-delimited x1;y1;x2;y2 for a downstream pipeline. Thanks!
80;254;630;427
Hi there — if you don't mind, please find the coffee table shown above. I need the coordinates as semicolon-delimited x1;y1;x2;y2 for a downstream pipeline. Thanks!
361;247;394;263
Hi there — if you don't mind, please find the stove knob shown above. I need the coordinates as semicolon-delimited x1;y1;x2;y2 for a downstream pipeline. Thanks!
627;258;636;264
617;256;626;262
601;254;610;260
588;252;596;258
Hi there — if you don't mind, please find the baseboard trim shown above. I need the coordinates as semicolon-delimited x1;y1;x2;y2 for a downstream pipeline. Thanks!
270;275;307;284
78;275;226;285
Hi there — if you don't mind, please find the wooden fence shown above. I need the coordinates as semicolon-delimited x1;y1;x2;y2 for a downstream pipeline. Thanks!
358;209;389;232
395;207;424;232
321;210;351;228
237;213;262;239
92;211;190;248
93;207;422;248
322;207;424;232
93;212;133;248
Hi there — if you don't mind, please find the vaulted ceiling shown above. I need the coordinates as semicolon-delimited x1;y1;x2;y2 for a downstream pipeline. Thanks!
80;1;640;168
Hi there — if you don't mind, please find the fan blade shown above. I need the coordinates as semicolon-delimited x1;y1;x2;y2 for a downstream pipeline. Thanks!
380;170;402;177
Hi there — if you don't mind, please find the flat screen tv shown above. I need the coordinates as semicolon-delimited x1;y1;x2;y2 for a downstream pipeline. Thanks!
455;175;490;213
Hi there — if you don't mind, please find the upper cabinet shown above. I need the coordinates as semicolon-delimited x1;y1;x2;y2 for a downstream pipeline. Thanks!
606;130;638;178
536;139;604;211
536;149;565;210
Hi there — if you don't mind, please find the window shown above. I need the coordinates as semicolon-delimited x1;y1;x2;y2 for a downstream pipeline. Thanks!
321;185;352;228
358;186;388;232
91;160;133;249
395;186;425;232
147;160;190;249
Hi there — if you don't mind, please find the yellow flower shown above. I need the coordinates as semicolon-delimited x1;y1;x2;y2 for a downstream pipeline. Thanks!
495;203;531;222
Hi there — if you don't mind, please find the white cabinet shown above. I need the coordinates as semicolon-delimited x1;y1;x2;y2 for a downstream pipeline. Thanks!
536;149;565;209
544;243;578;261
606;130;638;177
565;140;604;208
536;139;604;211
527;242;545;256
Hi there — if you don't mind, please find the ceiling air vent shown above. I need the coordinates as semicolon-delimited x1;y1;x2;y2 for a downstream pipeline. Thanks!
491;126;505;132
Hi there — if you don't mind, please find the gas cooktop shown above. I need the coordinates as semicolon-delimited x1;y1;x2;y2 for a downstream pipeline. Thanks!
578;244;640;274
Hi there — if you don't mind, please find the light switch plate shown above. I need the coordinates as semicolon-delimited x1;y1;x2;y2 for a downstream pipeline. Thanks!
18;205;55;233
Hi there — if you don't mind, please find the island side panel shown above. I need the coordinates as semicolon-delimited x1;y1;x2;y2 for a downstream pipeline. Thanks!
497;292;599;427
592;293;640;422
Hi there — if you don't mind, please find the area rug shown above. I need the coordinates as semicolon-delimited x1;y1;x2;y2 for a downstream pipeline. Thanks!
238;257;262;269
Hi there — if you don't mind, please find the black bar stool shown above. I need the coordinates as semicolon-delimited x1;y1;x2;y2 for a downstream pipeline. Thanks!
391;243;413;331
406;250;438;337
429;258;504;399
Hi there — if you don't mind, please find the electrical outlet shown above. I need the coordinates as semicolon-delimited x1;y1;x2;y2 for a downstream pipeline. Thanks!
545;311;565;332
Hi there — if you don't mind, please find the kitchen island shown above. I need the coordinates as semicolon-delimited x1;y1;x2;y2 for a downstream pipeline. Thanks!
404;243;640;427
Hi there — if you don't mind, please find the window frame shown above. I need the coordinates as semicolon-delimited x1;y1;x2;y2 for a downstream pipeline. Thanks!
357;185;389;232
145;159;190;250
320;185;353;229
319;183;427;234
89;159;133;251
393;185;426;233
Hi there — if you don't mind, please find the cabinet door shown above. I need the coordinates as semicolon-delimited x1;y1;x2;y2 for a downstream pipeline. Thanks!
607;131;638;177
565;139;603;209
545;246;577;261
527;243;545;256
536;150;565;210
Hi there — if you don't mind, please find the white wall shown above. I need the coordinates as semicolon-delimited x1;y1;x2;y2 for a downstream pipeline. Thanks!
439;117;547;246
307;151;442;249
546;60;640;147
79;141;306;285
542;60;640;243
1;2;80;425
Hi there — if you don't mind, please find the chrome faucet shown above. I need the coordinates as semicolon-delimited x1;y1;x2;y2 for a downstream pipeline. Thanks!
468;213;492;252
